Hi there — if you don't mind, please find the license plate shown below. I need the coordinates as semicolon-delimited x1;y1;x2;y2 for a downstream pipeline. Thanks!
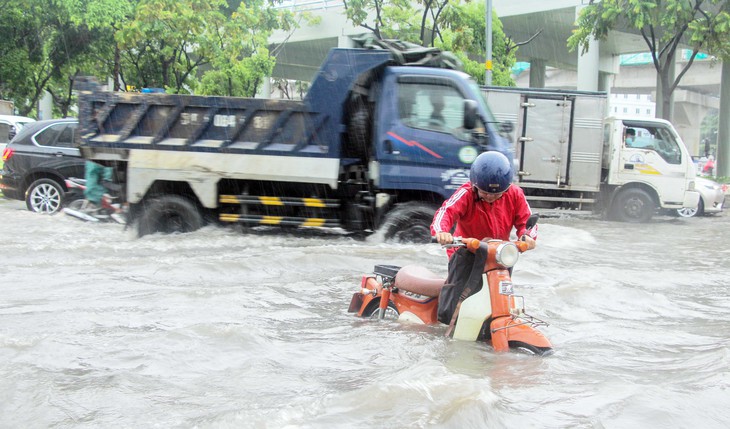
348;292;364;313
499;281;514;295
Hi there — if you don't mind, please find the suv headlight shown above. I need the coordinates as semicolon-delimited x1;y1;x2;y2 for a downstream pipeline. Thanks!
496;242;520;267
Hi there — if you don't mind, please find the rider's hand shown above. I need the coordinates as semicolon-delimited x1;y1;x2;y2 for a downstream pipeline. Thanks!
436;232;453;245
521;235;536;250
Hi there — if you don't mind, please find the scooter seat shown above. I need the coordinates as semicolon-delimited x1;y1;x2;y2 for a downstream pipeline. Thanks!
394;265;446;297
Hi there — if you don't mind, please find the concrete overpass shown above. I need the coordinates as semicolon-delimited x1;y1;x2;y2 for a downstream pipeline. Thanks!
269;0;725;156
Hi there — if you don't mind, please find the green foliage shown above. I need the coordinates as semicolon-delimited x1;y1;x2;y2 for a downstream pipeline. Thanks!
0;0;304;112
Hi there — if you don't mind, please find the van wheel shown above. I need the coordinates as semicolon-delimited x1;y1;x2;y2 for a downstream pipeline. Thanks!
25;178;64;214
137;195;203;237
381;202;436;243
611;188;655;223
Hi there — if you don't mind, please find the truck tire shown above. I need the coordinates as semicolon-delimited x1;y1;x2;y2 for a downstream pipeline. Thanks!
137;195;203;237
380;202;436;244
347;98;371;160
611;188;655;223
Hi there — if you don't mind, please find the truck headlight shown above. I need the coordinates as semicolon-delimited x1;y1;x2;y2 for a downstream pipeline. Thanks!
496;242;520;267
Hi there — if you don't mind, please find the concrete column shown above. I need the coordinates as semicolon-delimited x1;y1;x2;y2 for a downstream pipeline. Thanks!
576;36;599;91
38;91;53;120
529;59;546;88
256;78;271;99
717;61;730;178
575;6;599;91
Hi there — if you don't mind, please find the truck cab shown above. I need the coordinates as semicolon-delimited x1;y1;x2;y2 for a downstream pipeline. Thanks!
372;66;510;202
605;117;699;221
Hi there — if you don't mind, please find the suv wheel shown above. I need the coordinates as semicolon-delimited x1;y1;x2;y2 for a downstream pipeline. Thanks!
25;178;64;214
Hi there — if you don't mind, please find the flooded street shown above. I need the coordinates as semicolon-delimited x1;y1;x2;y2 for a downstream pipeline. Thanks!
1;198;729;428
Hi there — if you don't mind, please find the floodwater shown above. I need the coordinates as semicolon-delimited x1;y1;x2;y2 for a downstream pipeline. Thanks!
1;198;729;428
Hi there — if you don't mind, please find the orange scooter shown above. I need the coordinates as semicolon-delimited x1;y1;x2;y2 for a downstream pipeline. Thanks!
348;215;552;355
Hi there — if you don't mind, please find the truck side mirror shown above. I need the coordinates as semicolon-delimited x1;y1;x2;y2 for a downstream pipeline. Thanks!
463;100;478;130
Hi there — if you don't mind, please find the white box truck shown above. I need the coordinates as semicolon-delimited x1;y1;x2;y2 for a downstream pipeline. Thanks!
482;86;699;222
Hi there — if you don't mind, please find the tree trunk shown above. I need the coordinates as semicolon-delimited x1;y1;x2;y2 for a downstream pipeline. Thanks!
655;55;675;121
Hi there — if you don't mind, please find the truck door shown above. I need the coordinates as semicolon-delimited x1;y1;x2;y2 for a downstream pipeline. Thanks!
616;121;690;205
376;75;481;194
518;96;572;186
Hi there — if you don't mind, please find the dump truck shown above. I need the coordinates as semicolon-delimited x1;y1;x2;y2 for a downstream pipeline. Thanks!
75;44;514;240
482;86;699;222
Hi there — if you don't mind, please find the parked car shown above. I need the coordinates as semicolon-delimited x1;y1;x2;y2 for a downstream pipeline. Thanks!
676;176;726;217
1;118;84;214
0;114;36;153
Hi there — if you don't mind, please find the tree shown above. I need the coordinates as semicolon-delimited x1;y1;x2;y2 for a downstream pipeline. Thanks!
197;0;300;97
569;0;730;121
0;0;133;117
115;0;228;93
343;0;516;86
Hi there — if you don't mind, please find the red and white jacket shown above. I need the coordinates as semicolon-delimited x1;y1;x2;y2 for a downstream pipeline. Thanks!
431;182;536;256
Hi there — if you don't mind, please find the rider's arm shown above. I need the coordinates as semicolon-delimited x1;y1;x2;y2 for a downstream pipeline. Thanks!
511;186;537;248
431;184;471;244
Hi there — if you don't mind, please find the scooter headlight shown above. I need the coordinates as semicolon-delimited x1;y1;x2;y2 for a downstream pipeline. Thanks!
496;242;520;268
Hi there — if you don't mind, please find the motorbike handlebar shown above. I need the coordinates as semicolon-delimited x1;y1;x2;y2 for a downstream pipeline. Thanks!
433;235;531;253
431;236;481;251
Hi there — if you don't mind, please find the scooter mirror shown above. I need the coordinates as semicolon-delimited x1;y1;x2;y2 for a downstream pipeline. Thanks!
526;213;539;230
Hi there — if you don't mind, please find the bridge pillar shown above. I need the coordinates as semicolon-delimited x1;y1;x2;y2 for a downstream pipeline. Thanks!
718;61;730;178
575;5;599;91
576;37;600;91
672;90;716;156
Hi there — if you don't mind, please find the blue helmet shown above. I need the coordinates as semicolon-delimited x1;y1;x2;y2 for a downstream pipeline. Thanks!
469;151;513;193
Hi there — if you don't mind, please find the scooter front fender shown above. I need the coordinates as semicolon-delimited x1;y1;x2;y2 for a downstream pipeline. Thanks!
490;317;552;353
349;276;381;317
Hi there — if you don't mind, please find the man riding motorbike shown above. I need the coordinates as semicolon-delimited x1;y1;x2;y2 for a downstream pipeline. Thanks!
431;151;537;257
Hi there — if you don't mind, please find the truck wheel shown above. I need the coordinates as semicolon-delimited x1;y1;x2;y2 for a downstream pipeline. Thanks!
138;195;203;237
25;178;64;214
611;188;655;223
381;202;436;243
347;98;371;160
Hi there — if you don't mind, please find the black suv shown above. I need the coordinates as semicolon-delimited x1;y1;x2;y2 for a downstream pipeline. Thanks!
1;118;84;214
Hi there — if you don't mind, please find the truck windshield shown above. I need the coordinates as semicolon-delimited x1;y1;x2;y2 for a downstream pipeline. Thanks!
623;122;682;165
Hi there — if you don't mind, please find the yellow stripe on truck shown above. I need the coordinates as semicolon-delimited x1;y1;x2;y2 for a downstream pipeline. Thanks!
219;195;239;204
635;164;661;175
302;198;326;208
220;213;240;222
301;218;326;227
259;196;284;206
260;216;283;225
